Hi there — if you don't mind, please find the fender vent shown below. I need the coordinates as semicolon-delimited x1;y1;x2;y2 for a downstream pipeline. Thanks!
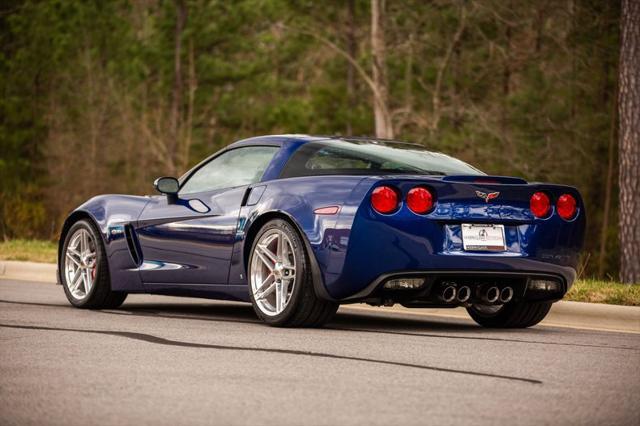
124;224;142;266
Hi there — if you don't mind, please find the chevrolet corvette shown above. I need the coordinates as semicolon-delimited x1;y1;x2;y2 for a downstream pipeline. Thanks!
58;135;585;328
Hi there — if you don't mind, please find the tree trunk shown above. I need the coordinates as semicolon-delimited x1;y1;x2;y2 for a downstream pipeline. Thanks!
618;0;640;284
183;37;197;172
598;91;617;278
501;19;511;134
168;0;187;175
346;0;357;135
370;0;393;139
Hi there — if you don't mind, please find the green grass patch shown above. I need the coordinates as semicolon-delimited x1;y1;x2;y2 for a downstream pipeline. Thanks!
566;279;640;306
0;239;57;263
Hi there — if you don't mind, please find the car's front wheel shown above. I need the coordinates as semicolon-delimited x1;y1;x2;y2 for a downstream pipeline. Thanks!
60;219;127;309
248;219;338;327
466;301;552;328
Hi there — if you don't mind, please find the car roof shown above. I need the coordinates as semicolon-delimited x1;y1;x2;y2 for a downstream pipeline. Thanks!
228;134;330;149
179;134;432;185
227;134;427;150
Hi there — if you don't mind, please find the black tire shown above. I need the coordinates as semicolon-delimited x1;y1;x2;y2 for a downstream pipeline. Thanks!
248;219;338;327
466;301;552;328
60;219;127;309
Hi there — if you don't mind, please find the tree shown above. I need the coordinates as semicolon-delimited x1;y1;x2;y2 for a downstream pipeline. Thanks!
0;0;627;281
618;0;640;284
370;0;393;138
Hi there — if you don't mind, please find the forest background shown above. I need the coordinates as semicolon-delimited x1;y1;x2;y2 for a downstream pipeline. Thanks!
1;0;636;282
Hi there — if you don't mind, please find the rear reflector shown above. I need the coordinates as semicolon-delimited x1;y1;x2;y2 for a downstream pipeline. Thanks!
530;192;551;218
528;279;561;292
383;278;425;290
371;186;399;214
556;194;577;220
314;206;340;215
406;187;435;214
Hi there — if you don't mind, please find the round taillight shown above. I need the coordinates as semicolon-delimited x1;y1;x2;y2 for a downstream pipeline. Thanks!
557;194;577;220
407;187;435;214
371;186;399;214
530;192;551;218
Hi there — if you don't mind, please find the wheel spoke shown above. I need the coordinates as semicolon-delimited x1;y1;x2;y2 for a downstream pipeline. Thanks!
255;281;276;300
66;252;81;267
275;280;284;312
85;233;93;257
70;268;83;292
255;245;276;270
276;232;283;259
79;231;86;255
83;269;92;294
261;242;279;263
68;247;82;259
254;272;274;293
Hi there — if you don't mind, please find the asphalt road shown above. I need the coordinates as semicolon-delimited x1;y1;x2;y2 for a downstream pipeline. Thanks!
1;279;639;426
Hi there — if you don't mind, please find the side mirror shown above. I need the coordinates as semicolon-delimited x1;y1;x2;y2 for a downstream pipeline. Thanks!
154;177;179;203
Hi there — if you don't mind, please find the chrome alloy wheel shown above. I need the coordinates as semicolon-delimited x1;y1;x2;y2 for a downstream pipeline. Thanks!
250;229;297;316
64;228;97;300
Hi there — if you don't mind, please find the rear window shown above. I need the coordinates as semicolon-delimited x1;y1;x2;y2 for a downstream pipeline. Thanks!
280;139;484;178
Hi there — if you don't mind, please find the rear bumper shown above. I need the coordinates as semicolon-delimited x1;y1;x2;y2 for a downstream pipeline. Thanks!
339;268;571;304
324;254;577;301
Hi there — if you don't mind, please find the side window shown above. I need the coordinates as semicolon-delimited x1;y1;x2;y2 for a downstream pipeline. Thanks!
179;146;279;195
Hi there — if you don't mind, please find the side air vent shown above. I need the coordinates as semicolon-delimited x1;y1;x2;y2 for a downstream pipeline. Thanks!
124;224;142;266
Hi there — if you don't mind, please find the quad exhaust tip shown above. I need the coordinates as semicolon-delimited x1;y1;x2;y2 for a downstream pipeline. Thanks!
456;286;471;303
499;286;514;303
483;286;500;303
441;285;457;303
441;284;512;304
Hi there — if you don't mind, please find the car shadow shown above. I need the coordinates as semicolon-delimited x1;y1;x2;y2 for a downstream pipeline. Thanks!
109;302;639;351
0;298;635;350
117;301;479;331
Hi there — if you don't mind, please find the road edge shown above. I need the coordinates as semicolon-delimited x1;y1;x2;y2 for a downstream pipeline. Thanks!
2;260;639;333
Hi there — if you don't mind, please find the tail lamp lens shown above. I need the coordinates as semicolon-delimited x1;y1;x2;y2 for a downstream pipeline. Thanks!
371;186;399;214
557;194;577;220
407;187;435;214
530;192;551;218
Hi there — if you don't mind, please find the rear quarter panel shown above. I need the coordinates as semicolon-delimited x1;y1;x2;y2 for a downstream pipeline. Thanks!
228;176;370;291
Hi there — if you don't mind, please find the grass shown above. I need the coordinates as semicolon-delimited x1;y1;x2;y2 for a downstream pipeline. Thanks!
1;239;639;306
0;239;57;264
565;279;640;306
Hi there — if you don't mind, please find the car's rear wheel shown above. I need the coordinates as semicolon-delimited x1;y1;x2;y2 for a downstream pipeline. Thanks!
466;301;552;328
248;219;338;327
61;219;127;309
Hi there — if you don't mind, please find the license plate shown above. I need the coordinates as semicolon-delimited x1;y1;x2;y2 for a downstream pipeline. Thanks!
461;224;506;252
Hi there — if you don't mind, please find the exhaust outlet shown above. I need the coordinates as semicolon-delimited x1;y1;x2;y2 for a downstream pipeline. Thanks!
456;286;471;303
499;287;514;303
482;286;500;303
440;285;457;303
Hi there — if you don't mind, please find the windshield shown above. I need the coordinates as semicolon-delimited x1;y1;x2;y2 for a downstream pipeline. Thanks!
280;139;484;178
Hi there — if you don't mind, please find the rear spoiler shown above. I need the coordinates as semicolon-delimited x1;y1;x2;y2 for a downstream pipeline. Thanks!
442;175;528;185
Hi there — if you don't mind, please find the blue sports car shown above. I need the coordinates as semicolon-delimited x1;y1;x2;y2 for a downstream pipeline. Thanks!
58;135;585;328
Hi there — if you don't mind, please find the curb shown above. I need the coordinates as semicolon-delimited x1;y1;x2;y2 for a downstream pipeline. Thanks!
0;260;58;284
2;260;639;333
343;302;640;334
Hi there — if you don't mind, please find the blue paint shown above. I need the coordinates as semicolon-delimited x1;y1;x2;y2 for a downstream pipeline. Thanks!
59;135;585;304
